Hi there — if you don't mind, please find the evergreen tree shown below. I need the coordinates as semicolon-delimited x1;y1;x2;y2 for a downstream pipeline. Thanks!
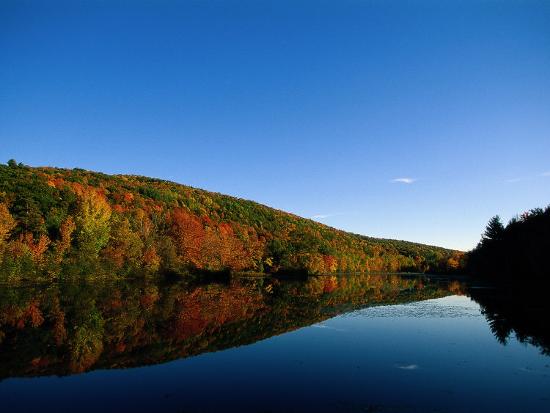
483;216;504;241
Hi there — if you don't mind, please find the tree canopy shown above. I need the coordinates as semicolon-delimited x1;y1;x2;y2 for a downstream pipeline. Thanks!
468;207;550;279
0;161;463;282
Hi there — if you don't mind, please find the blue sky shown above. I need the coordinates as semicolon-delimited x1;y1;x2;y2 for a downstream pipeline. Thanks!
1;0;549;250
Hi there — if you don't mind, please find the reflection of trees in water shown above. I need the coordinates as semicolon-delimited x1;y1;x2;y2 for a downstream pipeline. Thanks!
467;282;550;355
4;274;546;380
0;274;456;379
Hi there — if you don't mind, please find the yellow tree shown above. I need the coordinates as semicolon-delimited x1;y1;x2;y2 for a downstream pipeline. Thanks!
0;202;16;264
103;214;143;269
0;202;16;247
75;189;112;258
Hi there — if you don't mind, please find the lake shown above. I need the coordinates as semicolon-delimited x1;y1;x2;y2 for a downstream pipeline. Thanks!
0;273;548;412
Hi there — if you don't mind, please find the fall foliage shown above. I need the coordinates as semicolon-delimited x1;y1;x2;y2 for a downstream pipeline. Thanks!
0;161;464;281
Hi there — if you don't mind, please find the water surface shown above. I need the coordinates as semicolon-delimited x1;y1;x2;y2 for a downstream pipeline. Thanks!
0;274;548;412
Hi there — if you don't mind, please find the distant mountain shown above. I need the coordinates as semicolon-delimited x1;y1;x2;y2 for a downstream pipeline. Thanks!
0;161;463;281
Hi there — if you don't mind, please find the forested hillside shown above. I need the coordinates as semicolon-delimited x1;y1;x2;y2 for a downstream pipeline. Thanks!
0;161;463;281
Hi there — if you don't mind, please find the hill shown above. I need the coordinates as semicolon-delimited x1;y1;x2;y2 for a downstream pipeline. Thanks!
0;160;463;281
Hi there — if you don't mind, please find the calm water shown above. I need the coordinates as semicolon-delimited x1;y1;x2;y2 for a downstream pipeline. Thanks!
0;274;548;413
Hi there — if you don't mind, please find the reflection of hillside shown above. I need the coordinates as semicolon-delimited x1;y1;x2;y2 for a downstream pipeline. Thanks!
0;274;458;379
467;281;550;355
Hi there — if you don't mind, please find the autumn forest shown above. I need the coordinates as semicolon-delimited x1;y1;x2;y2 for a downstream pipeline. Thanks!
0;160;465;282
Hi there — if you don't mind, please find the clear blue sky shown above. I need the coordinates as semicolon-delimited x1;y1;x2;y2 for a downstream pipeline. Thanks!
1;1;549;250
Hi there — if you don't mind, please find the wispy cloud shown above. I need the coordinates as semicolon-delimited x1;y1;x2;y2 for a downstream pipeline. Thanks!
505;172;550;182
311;213;341;220
391;177;416;184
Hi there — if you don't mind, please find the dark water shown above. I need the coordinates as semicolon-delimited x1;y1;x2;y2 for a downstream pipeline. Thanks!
0;273;549;413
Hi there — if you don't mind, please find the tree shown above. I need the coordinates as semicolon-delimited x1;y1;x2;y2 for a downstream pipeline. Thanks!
75;189;112;258
0;202;16;265
0;202;16;245
170;208;205;267
102;214;143;269
22;232;51;263
54;216;76;263
142;246;161;273
323;255;338;273
483;216;504;241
